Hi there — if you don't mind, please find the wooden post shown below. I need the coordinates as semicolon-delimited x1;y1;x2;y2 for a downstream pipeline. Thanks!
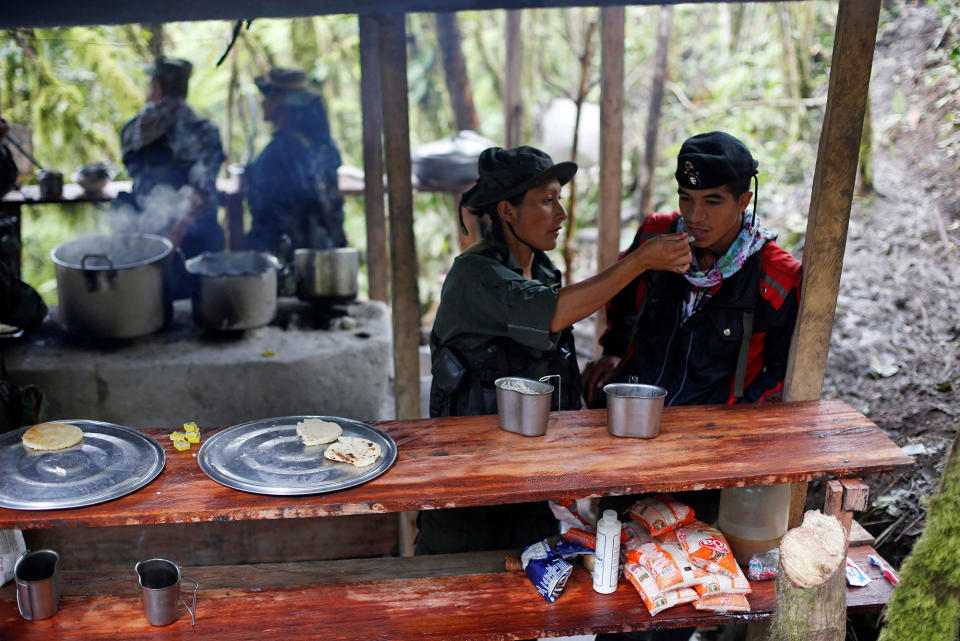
594;6;624;354
503;10;522;148
359;15;389;304
378;12;421;423
770;510;847;641
783;0;881;403
781;0;881;531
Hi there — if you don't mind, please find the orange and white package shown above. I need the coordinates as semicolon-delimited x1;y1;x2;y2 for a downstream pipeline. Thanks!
694;564;752;597
627;494;695;537
549;499;595;531
676;520;739;577
693;593;751;613
656;529;680;544
624;561;698;616
626;538;710;593
562;527;596;549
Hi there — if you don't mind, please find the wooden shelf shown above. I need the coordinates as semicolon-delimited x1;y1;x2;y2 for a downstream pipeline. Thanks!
0;545;895;640
0;400;913;530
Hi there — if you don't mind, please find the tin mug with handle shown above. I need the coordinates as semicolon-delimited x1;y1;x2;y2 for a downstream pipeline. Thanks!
135;558;198;626
14;549;60;621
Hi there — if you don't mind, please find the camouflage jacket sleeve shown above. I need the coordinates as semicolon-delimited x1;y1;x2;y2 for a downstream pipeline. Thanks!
170;111;225;198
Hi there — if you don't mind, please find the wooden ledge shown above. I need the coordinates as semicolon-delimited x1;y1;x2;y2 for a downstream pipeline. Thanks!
0;546;896;640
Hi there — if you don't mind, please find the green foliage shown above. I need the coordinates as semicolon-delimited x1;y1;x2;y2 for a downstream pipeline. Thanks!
2;3;846;308
878;429;960;641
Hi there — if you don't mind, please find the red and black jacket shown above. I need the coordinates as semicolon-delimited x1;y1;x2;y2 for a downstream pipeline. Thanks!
599;211;802;406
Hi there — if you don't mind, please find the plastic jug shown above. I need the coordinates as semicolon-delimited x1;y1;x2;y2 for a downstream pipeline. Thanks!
717;484;790;566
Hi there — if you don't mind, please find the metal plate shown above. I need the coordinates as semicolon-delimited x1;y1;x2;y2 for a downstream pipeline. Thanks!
0;420;166;511
197;415;397;496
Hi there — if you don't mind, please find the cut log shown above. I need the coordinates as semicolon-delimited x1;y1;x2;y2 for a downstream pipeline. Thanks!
768;510;847;641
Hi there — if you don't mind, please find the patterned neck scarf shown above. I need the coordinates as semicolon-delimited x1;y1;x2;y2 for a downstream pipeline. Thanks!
677;210;776;289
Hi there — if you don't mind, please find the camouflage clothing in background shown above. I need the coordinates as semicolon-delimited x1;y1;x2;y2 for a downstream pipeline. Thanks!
0;260;46;432
119;97;226;257
243;124;346;253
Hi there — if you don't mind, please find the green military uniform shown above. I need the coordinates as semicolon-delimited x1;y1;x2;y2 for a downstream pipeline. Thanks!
419;232;578;555
0;260;47;432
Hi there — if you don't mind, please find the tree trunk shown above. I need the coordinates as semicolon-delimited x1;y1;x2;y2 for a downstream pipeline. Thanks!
637;5;672;221
768;510;847;641
503;10;523;147
436;12;480;133
562;17;597;286
877;427;960;641
147;24;164;57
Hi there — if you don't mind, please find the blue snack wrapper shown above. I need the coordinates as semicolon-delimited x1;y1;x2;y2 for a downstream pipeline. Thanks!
521;539;574;603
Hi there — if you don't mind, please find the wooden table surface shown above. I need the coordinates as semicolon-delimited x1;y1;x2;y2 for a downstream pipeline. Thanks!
0;399;913;530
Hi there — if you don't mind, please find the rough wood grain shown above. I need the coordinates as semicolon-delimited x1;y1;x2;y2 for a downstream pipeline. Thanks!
0;546;895;640
0;400;912;530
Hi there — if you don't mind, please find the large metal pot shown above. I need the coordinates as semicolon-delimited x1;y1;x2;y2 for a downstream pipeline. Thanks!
51;233;172;338
185;251;280;331
294;247;359;302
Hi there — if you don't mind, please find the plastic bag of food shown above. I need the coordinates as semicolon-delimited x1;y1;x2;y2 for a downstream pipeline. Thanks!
748;548;780;581
624;561;698;616
676;520;739;577
550;499;595;531
625;537;710;593
694;563;752;597
627;494;695;537
693;593;751;613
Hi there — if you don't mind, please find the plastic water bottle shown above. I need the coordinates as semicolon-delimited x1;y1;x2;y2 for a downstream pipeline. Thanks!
593;509;621;594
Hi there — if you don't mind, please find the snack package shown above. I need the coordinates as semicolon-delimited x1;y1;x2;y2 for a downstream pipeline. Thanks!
748;548;780;581
625;537;710;594
693;593;751;613
676;520;739;577
550;499;595;531
624;561;698;616
693;563;752;597
563;527;596;550
627;494;695;537
520;539;574;603
845;556;872;587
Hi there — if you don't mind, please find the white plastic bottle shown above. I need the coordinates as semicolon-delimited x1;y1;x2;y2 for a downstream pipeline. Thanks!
593;509;621;594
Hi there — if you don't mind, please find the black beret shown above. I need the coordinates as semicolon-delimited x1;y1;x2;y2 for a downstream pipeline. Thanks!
675;131;758;190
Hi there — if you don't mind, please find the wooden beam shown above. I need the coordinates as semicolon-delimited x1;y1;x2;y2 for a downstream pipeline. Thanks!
1;1;808;30
594;5;625;354
503;10;523;148
378;12;422;422
783;0;881;402
359;15;389;304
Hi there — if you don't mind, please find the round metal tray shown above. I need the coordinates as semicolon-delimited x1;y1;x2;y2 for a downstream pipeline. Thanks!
0;420;166;510
197;415;397;496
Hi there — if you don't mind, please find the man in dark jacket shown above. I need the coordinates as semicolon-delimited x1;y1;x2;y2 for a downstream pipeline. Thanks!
243;68;346;254
117;57;226;259
583;131;801;409
0;259;47;432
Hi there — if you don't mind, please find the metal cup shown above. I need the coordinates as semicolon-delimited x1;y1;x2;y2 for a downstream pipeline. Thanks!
604;383;667;438
14;549;60;621
495;376;555;436
135;558;198;627
37;170;64;200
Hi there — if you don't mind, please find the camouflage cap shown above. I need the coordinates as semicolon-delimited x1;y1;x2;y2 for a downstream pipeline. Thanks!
255;68;317;106
148;57;193;85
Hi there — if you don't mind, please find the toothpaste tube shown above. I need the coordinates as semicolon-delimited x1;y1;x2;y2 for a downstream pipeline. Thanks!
869;554;900;585
563;527;597;549
845;556;871;587
521;539;574;603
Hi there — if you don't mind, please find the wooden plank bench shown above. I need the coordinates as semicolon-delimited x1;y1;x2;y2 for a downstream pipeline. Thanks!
0;400;911;639
0;545;896;639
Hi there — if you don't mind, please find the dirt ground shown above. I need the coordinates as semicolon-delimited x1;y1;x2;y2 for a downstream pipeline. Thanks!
819;3;959;568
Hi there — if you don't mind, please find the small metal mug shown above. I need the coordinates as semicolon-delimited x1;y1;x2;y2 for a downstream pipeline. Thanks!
135;558;198;627
37;170;64;200
494;376;556;437
604;383;668;438
14;549;60;621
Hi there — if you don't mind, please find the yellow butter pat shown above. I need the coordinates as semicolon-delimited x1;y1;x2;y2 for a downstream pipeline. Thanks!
183;422;198;433
172;438;191;451
185;431;200;443
169;431;186;441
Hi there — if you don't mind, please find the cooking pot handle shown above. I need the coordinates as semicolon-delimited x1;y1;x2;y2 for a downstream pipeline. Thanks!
80;254;116;293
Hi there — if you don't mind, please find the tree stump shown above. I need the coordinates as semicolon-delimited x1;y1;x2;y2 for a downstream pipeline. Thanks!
768;510;847;641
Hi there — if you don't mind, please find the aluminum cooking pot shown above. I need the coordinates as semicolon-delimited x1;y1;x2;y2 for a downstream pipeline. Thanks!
51;233;172;339
185;251;281;331
294;247;359;302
